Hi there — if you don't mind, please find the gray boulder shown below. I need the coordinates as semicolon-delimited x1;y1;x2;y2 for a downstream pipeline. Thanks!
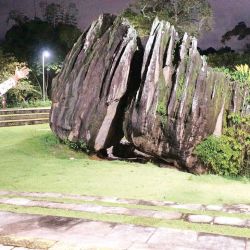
124;18;234;173
50;14;141;151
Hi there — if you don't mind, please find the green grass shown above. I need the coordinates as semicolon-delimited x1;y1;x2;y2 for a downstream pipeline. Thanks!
0;124;250;205
0;204;250;238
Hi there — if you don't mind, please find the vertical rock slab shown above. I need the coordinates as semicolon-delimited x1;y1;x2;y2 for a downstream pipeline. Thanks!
125;18;232;173
50;14;140;151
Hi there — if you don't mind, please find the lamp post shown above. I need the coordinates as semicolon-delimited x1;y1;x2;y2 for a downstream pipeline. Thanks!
42;50;50;102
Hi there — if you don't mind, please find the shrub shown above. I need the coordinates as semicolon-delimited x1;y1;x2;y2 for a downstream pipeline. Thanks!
226;114;250;177
195;113;250;177
6;99;51;108
63;139;90;153
207;52;250;70
195;135;242;176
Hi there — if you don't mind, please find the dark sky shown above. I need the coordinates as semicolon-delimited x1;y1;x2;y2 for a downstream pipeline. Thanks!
1;0;250;50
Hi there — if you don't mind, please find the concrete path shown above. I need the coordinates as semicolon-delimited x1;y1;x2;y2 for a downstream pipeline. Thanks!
0;191;249;249
0;190;249;215
0;197;249;229
0;211;249;250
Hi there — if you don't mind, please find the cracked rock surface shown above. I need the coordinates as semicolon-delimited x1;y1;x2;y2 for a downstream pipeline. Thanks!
50;14;141;151
124;18;243;173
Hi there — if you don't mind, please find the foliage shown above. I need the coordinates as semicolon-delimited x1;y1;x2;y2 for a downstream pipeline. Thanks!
195;135;242;176
2;6;81;101
157;100;167;125
123;9;159;37
214;64;250;111
0;50;41;105
195;113;250;177
63;139;90;153
3;19;80;62
207;52;250;70
6;79;41;107
214;65;250;85
7;99;52;108
31;60;63;99
7;10;29;25
56;23;80;50
234;64;250;85
40;1;78;26
221;22;250;46
123;0;213;37
226;114;250;177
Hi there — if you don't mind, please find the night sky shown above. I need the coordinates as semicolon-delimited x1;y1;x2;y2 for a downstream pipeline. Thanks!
1;0;250;50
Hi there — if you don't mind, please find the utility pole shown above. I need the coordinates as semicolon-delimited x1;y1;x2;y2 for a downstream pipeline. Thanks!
42;51;50;102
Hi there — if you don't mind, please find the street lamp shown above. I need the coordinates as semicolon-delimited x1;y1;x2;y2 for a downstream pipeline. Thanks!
42;50;50;102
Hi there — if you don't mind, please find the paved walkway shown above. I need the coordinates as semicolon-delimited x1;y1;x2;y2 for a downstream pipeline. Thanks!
0;211;249;250
0;190;249;214
0;197;249;228
0;190;249;249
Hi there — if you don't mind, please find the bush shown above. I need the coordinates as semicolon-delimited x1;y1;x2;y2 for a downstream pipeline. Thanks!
63;139;89;153
195;113;250;177
226;114;250;177
195;135;242;176
5;99;51;108
207;52;250;70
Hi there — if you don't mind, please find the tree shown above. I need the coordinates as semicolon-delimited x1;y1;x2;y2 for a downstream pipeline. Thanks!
203;22;250;69
205;50;250;70
3;4;81;101
221;22;250;51
42;2;61;27
40;1;79;26
7;10;29;25
3;18;81;62
124;0;213;37
0;50;40;106
64;3;78;26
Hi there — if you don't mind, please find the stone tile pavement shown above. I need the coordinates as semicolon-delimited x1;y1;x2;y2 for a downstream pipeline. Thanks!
0;197;249;229
0;190;249;215
0;211;249;250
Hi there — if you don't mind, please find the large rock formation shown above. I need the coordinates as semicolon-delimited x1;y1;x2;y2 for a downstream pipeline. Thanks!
50;15;246;173
124;18;234;173
50;14;141;151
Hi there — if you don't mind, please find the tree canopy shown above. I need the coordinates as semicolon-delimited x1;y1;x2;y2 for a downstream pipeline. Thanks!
124;0;213;37
0;50;40;106
221;22;250;47
39;1;78;27
0;1;81;105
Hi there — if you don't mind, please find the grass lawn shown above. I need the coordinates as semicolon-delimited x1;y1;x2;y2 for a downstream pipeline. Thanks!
0;124;249;205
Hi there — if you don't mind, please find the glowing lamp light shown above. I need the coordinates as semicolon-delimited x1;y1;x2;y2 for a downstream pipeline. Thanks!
43;50;50;58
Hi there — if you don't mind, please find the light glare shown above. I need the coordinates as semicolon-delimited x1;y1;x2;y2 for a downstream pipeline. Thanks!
43;50;50;58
